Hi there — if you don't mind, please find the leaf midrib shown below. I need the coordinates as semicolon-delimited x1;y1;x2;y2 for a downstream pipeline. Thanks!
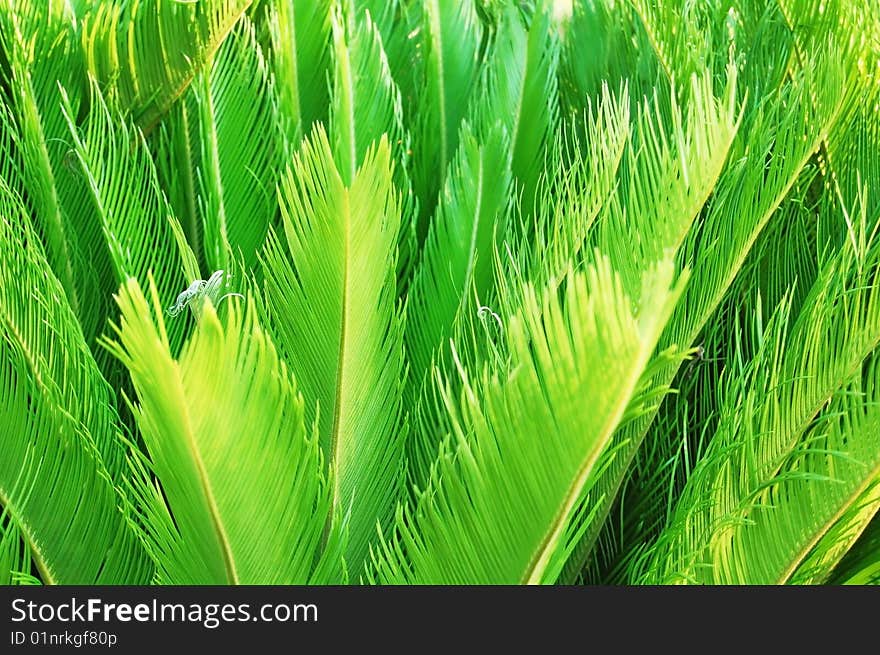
776;456;880;585
522;326;659;584
427;0;449;176
167;360;240;585
327;192;352;523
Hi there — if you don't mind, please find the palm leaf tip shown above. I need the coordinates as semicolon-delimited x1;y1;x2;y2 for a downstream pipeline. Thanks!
259;124;406;576
104;275;344;584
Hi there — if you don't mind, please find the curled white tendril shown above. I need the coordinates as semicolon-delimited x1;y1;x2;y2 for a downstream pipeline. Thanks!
167;270;244;317
477;305;503;331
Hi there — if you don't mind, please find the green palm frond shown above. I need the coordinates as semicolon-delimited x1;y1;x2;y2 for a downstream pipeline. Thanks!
81;0;253;132
559;0;655;113
260;127;405;576
351;0;421;119
594;64;740;297
411;0;482;237
103;278;344;584
266;0;333;150
404;121;511;489
191;15;281;272
0;0;112;343
329;3;408;187
526;84;631;291
560;48;847;582
830;512;880;585
639;215;880;583
3;0;879;589
468;3;560;221
0;511;31;585
61;78;199;352
0;186;151;585
329;0;416;283
370;256;686;584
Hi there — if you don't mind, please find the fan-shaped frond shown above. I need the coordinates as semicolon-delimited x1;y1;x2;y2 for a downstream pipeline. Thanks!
0;186;151;585
260;127;405;576
370;256;686;584
103;278;344;584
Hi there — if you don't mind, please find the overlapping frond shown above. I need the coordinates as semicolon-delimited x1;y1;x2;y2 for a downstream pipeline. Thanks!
329;4;408;187
0;511;31;585
0;0;114;345
594;64;740;297
411;0;482;236
467;3;560;220
830;513;880;584
370;257;686;584
559;0;655;114
266;0;333;150
260;127;405;576
639;217;880;584
81;0;253;131
404;121;511;488
192;16;281;272
103;278;344;584
0;186;151;585
61;79;199;353
560;48;847;582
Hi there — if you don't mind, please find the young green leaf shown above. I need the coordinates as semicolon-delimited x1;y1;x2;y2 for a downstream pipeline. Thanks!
261;127;405;576
104;278;344;584
371;256;686;584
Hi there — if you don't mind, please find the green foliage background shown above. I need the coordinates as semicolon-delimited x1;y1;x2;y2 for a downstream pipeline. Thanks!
1;0;879;585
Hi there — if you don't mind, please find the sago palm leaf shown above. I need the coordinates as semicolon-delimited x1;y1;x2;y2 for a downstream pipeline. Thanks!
0;511;31;585
404;121;511;489
593;64;740;297
0;187;151;585
260;127;405;576
830;513;880;585
467;3;560;220
61;79;200;353
103;278;345;584
329;3;408;188
81;0;253;131
0;0;113;346
266;0;333;150
370;256;686;584
328;1;416;282
411;0;482;237
192;15;281;273
527;83;631;298
561;49;847;582
639;219;880;584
